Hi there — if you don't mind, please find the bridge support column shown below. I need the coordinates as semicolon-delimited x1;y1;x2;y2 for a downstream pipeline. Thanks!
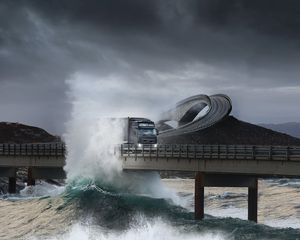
194;173;258;222
27;167;35;186
248;178;258;222
8;168;16;194
195;172;204;220
8;177;16;193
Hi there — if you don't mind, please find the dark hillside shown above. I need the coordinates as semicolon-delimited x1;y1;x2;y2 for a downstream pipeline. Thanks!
0;122;60;143
158;116;300;146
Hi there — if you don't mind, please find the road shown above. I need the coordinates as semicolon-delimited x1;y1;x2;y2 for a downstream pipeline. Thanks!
157;94;232;137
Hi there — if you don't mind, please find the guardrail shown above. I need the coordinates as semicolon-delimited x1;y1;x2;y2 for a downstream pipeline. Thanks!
0;143;66;156
120;144;300;161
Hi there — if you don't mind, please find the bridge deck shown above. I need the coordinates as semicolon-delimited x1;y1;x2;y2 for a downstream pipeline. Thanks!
121;144;300;177
0;143;65;167
0;143;66;190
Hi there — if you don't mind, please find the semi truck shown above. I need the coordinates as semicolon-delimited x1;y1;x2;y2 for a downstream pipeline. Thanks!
122;117;158;146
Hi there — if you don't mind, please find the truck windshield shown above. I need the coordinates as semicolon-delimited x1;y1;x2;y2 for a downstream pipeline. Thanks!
139;128;156;135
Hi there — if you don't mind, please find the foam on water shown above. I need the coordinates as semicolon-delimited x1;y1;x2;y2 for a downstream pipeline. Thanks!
19;181;65;198
45;218;227;240
0;181;65;200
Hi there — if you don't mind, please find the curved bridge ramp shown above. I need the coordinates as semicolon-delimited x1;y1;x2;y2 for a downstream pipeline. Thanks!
157;94;232;137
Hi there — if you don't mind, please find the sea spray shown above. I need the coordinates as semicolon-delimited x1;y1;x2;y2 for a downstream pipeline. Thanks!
64;117;123;182
64;115;186;207
64;75;186;207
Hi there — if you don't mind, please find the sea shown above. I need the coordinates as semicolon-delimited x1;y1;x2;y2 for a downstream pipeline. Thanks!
0;177;300;240
1;118;300;240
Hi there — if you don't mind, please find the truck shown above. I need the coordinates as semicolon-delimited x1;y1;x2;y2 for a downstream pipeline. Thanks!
122;117;158;146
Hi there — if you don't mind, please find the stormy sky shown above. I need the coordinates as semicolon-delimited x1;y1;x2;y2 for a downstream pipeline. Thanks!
1;0;300;134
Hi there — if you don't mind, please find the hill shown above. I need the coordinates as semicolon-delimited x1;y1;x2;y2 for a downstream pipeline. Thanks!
158;116;300;146
0;122;60;143
259;122;300;139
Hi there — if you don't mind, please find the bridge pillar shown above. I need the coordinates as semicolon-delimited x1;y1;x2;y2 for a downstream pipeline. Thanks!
27;167;35;186
8;177;16;193
194;173;258;222
8;168;16;194
248;178;258;222
195;172;205;220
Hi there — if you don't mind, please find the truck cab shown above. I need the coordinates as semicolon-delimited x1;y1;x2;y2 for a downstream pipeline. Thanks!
127;118;158;146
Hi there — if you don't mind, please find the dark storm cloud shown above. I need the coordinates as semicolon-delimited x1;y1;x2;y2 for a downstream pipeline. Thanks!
26;0;160;32
191;0;300;38
22;0;300;38
2;0;300;79
1;0;300;133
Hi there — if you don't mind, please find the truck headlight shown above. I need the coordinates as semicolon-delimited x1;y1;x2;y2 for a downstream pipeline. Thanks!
138;143;142;148
153;144;157;148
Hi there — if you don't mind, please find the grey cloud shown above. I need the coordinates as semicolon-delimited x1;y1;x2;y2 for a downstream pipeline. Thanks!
24;0;161;32
2;0;300;81
1;0;300;134
189;0;300;39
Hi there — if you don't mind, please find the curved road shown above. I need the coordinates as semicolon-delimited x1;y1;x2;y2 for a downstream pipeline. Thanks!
157;94;232;137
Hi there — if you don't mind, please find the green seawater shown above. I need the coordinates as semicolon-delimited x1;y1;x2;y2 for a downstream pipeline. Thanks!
56;179;300;240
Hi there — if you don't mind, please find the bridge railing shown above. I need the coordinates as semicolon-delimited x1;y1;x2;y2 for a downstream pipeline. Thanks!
0;143;66;156
120;144;300;161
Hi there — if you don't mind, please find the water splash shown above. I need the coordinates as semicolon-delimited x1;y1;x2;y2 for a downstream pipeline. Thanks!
63;75;185;207
64;117;123;182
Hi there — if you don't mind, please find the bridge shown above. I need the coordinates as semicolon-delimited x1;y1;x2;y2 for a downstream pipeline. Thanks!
1;141;300;223
120;143;300;222
0;143;65;193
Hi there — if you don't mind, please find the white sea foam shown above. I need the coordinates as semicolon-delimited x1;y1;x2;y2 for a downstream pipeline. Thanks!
19;181;65;198
45;218;227;240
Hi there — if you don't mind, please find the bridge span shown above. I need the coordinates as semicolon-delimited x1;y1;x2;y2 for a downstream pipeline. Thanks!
120;144;300;222
1;142;300;223
0;143;65;193
121;144;300;176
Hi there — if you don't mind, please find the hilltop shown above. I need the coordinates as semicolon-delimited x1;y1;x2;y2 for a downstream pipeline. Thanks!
0;122;61;143
158;116;300;146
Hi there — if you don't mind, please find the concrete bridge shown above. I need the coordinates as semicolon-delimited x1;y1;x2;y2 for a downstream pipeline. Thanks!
120;143;300;222
2;142;300;223
0;143;65;193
